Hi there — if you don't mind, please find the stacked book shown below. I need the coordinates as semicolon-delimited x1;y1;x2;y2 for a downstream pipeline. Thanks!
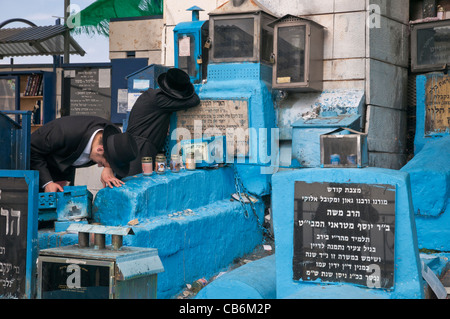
24;74;43;96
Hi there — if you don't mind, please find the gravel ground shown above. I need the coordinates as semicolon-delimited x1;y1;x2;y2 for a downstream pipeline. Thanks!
175;237;275;299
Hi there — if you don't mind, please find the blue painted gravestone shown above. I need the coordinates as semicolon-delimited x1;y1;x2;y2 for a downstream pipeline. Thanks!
400;73;450;251
272;168;423;299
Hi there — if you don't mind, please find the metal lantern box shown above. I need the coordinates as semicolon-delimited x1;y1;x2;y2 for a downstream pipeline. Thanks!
270;15;324;92
410;19;450;73
37;224;164;299
320;127;368;168
173;6;209;84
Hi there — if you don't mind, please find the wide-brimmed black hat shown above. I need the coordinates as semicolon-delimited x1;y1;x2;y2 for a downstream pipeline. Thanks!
157;68;195;100
103;125;138;177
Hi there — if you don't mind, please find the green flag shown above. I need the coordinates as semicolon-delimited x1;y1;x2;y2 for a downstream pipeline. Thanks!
70;0;163;36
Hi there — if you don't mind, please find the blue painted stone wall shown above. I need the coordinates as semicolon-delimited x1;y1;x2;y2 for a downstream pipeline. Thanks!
92;167;265;298
400;73;450;251
180;62;277;196
93;167;235;225
401;134;450;251
195;254;276;299
272;168;424;299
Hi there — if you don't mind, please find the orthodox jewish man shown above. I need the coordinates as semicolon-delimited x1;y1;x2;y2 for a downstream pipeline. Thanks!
124;68;200;177
31;115;138;192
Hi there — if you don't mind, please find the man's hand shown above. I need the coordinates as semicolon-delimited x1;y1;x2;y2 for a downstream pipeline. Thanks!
101;167;125;188
44;182;64;193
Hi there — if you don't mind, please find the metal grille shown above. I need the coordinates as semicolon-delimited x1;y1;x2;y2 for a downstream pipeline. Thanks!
405;74;417;160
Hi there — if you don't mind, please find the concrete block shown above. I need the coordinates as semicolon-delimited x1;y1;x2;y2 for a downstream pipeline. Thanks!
109;18;164;52
333;12;366;59
365;104;407;154
323;58;366;81
368;152;407;170
368;16;409;67
305;14;334;60
369;0;410;24
323;79;366;91
109;51;127;60
365;59;408;109
335;0;366;13
297;0;334;15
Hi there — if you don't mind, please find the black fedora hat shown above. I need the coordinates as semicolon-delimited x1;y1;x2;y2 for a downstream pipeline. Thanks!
103;125;138;177
157;68;195;100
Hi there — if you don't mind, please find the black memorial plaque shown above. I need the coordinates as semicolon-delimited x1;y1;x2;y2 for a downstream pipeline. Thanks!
0;177;29;298
293;181;395;289
63;68;111;120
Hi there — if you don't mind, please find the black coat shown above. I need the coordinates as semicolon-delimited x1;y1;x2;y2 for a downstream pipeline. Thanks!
125;88;200;176
30;115;117;189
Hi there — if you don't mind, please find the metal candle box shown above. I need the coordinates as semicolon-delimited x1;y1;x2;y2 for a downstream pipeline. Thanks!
320;127;368;168
37;224;164;299
38;186;93;222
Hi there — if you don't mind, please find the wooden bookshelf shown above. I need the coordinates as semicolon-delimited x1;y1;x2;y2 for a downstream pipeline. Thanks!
19;74;44;129
0;70;55;130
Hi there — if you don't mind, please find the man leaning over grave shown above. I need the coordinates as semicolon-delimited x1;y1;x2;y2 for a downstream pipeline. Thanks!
31;115;138;192
123;68;200;177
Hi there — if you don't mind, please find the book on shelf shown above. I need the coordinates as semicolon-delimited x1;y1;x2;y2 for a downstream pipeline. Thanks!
24;74;43;96
24;75;31;96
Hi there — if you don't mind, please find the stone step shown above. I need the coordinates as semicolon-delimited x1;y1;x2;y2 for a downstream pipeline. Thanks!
93;166;236;226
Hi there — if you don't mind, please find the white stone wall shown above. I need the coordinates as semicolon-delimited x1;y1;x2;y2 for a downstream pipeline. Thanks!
162;0;228;66
108;0;410;170
109;17;164;62
257;0;410;168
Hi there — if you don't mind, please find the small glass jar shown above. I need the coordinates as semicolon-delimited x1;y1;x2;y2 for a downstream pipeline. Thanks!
170;154;181;173
142;157;153;176
185;152;196;170
330;154;340;165
155;154;166;174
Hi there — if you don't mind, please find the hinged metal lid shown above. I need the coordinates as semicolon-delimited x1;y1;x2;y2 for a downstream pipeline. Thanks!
67;223;135;236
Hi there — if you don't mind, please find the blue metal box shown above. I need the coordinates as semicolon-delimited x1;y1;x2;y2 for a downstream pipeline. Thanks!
56;186;93;221
292;114;361;167
37;224;164;299
38;192;57;222
173;6;209;84
38;186;93;222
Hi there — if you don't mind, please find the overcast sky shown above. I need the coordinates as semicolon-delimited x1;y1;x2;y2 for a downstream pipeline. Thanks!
0;0;110;64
